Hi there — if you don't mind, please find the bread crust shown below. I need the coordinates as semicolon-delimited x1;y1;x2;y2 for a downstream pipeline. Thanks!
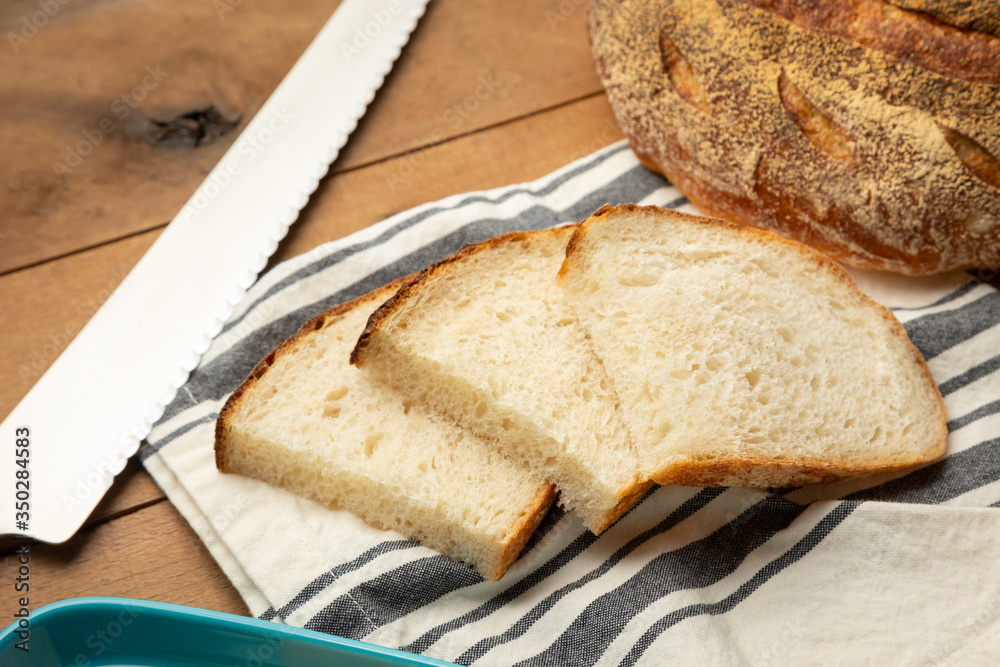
650;453;938;488
589;0;1000;275
561;204;948;484
491;484;558;581
591;479;657;533
744;0;1000;86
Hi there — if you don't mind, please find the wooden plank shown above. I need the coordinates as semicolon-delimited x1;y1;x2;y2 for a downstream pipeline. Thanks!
334;0;602;171
0;0;602;273
4;499;249;616
86;458;166;525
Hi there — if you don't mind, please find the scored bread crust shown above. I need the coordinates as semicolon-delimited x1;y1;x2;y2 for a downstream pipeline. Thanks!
561;204;948;487
589;0;1000;275
216;279;556;582
353;226;654;533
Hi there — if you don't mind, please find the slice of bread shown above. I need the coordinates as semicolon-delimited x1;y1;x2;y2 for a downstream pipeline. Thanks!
559;204;948;487
215;281;555;582
351;227;652;534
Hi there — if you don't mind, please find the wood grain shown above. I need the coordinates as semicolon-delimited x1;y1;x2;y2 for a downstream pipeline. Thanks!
0;0;601;274
86;459;166;525
334;0;602;171
0;0;339;274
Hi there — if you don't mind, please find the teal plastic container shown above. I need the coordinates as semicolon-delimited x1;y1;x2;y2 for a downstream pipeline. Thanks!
0;597;458;666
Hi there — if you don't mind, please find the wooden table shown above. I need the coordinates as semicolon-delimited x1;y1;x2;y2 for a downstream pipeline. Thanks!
0;0;622;617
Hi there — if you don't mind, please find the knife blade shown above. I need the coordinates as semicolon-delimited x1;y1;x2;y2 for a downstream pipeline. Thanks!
1;0;430;544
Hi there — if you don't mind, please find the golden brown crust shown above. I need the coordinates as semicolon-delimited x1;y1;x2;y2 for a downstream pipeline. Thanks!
589;0;1000;275
565;202;880;279
650;452;938;487
214;278;412;472
590;480;657;534
491;484;558;581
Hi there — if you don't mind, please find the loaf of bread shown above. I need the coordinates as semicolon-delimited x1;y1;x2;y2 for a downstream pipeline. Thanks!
589;0;1000;275
559;204;948;486
215;282;555;582
351;226;653;535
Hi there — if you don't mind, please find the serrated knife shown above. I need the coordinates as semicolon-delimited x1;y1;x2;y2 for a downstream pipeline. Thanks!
1;0;430;544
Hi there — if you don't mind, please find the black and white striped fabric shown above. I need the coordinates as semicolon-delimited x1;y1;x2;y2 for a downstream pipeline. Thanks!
142;142;1000;665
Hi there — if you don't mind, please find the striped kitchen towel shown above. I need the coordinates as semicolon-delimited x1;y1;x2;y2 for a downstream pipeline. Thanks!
141;141;1000;666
